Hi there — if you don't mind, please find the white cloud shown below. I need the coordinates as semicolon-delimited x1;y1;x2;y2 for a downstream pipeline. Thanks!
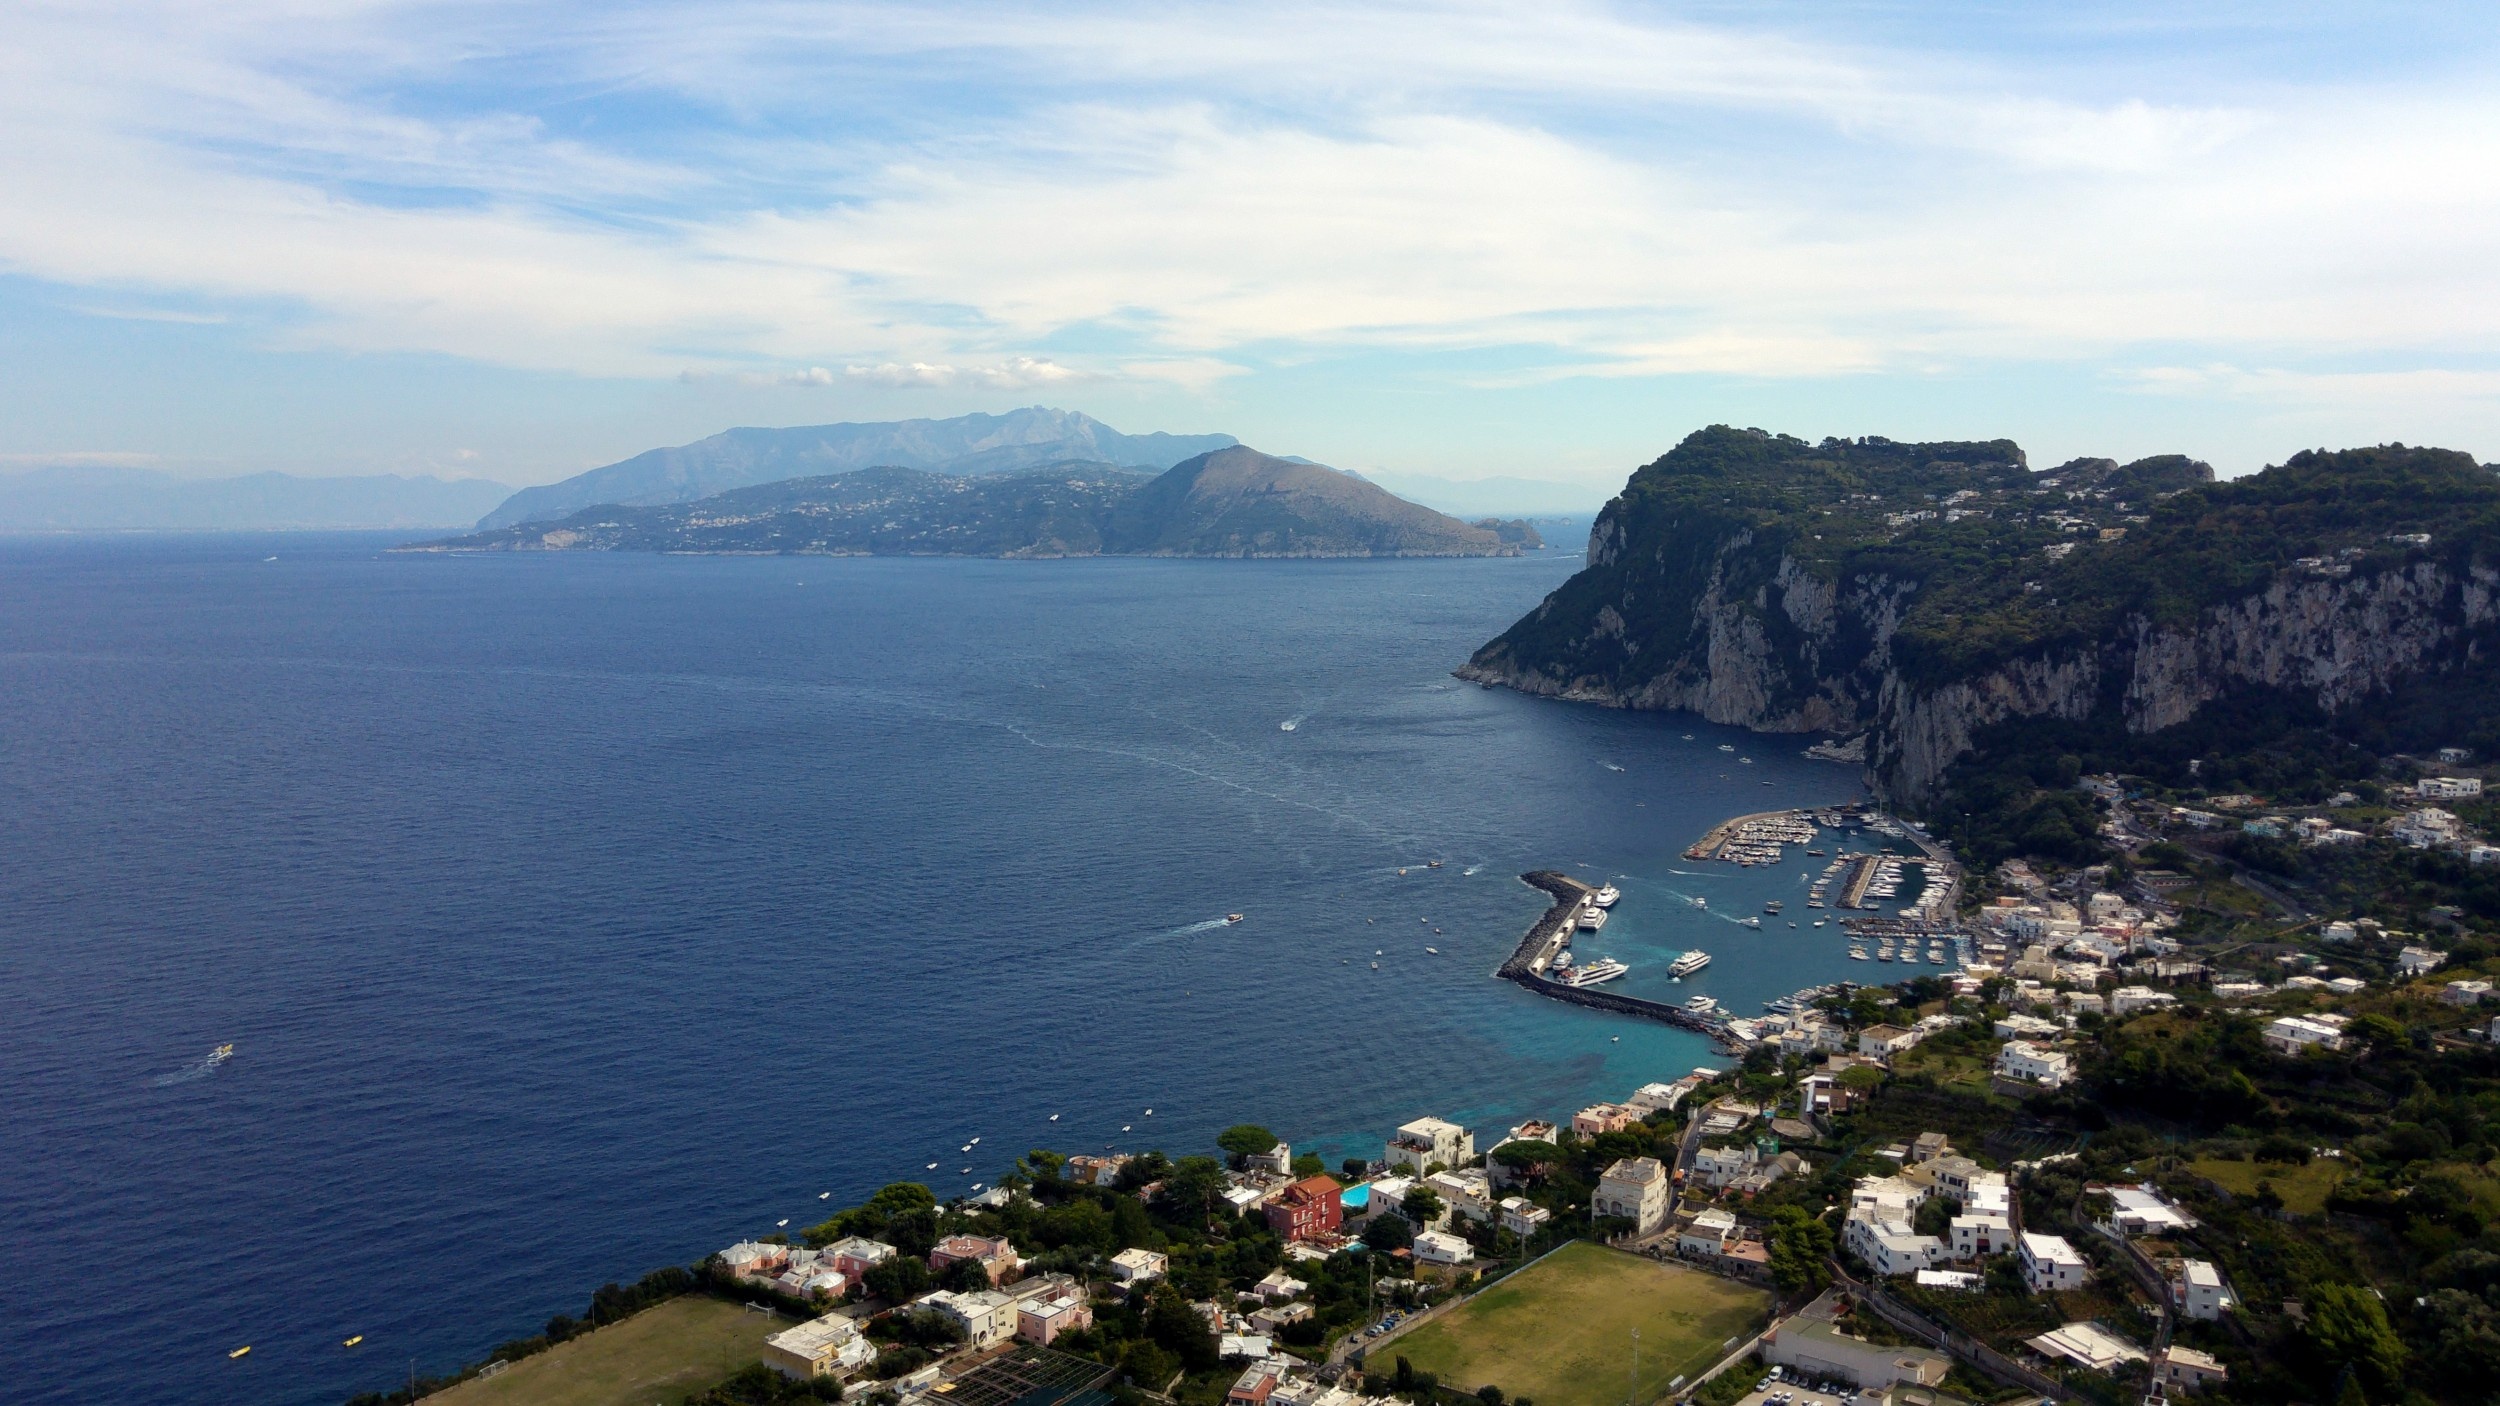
0;0;2492;408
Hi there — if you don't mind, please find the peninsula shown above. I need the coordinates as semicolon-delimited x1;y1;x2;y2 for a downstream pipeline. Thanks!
417;447;1533;560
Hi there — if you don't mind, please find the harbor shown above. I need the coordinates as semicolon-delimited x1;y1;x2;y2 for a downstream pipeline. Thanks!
1494;872;1742;1048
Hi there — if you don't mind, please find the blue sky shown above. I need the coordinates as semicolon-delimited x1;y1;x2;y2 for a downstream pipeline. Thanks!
3;1;2496;504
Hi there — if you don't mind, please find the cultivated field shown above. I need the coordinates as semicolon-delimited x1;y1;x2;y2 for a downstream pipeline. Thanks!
2188;1157;2350;1215
1389;1242;1772;1406
427;1295;784;1406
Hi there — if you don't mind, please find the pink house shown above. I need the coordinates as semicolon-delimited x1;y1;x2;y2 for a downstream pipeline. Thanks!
1572;1103;1641;1137
929;1234;1023;1286
1018;1290;1094;1345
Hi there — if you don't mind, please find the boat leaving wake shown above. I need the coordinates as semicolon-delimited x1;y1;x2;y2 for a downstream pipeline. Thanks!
1598;761;1625;772
1462;864;1484;876
1279;714;1307;732
1166;917;1237;936
152;1045;233;1087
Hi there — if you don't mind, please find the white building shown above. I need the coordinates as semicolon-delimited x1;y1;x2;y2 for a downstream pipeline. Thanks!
1384;1116;1473;1174
2093;1183;2196;1237
2264;1014;2349;1053
2175;1258;2232;1321
1692;1143;1756;1190
1844;1174;1944;1276
1592;1156;1671;1235
1949;1212;2012;1259
2443;979;2495;1006
1109;1248;1167;1284
2157;1346;2230;1392
1996;1041;2071;1089
1679;1207;1739;1257
2400;945;2447;976
919;1289;1021;1347
1994;1013;2064;1040
1426;1168;1495;1223
2019;1233;2088;1293
1411;1229;1474;1266
762;1312;875;1380
2419;777;2485;799
1497;1197;1550;1238
2109;986;2176;1016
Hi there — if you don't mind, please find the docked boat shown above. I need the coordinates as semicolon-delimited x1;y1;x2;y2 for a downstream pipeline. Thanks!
1576;906;1608;931
1591;883;1621;908
1849;946;1870;960
1559;957;1629;988
1669;950;1713;977
1685;995;1720;1015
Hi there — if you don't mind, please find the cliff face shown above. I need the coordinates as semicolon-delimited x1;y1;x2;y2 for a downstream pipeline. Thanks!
1461;429;2500;803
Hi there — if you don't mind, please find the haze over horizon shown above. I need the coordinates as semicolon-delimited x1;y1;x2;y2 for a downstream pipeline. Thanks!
4;1;2497;500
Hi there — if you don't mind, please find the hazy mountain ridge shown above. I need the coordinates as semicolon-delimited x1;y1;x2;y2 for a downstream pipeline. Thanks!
0;466;515;531
424;447;1522;559
476;408;1239;529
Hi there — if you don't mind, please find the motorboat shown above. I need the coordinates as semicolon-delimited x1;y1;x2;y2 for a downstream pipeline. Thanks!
1737;916;1762;929
1850;947;1870;960
1226;914;1244;924
1577;906;1608;931
1591;884;1621;908
1559;957;1629;988
1685;995;1720;1015
1764;900;1783;914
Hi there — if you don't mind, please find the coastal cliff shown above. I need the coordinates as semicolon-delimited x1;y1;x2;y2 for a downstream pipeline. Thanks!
1461;428;2500;803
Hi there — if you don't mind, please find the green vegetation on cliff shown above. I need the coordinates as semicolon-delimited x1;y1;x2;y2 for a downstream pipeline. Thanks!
1463;426;2500;810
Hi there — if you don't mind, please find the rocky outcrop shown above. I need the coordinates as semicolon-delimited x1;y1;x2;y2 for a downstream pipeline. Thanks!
1462;429;2500;806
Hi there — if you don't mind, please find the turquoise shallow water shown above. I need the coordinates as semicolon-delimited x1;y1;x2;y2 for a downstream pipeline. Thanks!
0;531;1871;1404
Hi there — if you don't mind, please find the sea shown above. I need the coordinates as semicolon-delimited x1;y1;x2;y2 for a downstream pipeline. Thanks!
0;530;1893;1405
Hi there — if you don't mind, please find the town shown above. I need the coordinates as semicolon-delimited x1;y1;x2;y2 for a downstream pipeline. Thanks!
370;745;2500;1406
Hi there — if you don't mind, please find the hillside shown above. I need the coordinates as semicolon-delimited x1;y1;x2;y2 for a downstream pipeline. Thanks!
423;449;1518;559
0;466;514;531
477;408;1237;528
1460;427;2500;816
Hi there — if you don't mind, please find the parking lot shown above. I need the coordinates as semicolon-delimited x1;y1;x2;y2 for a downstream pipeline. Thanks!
1735;1379;1857;1406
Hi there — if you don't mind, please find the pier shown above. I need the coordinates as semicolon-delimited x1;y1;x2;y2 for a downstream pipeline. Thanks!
1497;873;1741;1049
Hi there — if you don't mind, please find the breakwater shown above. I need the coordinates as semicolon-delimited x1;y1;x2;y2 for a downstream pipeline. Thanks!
1498;872;1741;1049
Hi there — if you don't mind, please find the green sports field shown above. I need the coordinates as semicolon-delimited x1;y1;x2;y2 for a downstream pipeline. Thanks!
426;1295;785;1406
1387;1242;1772;1406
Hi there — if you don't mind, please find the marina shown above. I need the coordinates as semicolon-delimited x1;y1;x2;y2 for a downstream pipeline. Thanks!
1494;873;1742;1047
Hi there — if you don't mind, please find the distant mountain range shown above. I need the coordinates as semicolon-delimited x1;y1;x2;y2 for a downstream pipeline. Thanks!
0;466;514;532
425;446;1533;559
475;408;1240;529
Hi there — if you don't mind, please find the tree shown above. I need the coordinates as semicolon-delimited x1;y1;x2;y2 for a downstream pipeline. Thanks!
1153;1156;1227;1223
1144;1289;1218;1372
1217;1125;1281;1168
862;1256;931;1304
1478;1387;1505;1406
938;1256;994;1293
2348;1014;2406;1053
1292;1153;1327;1178
1766;1206;1834;1294
1401;1188;1445;1225
2306;1282;2407;1395
1363;1215;1414;1252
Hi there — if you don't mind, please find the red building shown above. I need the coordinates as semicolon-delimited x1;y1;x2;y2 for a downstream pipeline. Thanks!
1263;1175;1344;1241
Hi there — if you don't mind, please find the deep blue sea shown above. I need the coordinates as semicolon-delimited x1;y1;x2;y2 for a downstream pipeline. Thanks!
0;532;1876;1405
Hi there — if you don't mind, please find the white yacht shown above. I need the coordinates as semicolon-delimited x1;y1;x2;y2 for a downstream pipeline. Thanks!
1591;884;1621;909
1669;950;1713;978
1559;957;1629;988
1577;906;1608;931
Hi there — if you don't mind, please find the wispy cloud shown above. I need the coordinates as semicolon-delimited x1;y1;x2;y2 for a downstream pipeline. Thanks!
0;0;2493;408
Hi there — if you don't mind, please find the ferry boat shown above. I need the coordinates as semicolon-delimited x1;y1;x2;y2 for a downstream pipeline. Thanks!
1591;883;1621;908
1685;995;1720;1015
1669;950;1713;977
1576;906;1608;931
1560;957;1629;988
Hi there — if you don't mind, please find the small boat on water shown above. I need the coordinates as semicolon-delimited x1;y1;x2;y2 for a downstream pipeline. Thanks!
1425;946;1439;954
1591;883;1621;908
1849;947;1869;960
230;1346;252;1359
1049;1113;1060;1121
1737;916;1761;929
343;1335;362;1348
1225;913;1244;924
1764;900;1783;914
1812;918;1827;927
1718;743;1735;752
1369;961;1380;970
1669;950;1713;977
1428;860;1443;868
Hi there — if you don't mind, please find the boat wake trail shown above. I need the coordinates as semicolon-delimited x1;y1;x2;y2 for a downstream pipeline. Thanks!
1166;917;1236;936
152;1054;227;1087
1279;714;1308;732
1462;864;1484;876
